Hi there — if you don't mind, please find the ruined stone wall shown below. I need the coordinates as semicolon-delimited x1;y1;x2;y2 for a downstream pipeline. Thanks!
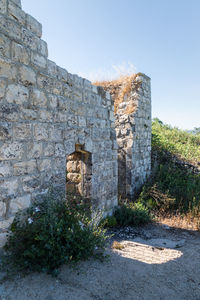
97;74;151;199
0;0;118;236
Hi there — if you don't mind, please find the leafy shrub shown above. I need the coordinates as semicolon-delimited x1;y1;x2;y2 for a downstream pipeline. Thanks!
114;202;151;226
4;197;107;274
101;215;117;228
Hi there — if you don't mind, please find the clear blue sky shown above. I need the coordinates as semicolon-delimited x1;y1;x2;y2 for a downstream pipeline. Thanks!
22;0;200;130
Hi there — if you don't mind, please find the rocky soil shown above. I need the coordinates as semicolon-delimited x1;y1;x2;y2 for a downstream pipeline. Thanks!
0;223;200;300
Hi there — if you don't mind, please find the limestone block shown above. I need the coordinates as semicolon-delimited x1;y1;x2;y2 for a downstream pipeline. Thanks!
0;161;12;178
57;66;68;82
21;27;39;51
18;65;36;86
37;158;51;172
54;111;68;122
47;60;57;77
13;123;32;140
64;140;75;155
55;143;65;157
0;123;12;140
0;34;11;58
22;175;41;193
11;41;30;65
34;123;49;141
0;141;24;160
10;194;31;214
0;57;17;80
0;79;6;99
10;0;21;8
38;39;48;57
52;80;62;95
0;201;6;218
13;160;37;176
8;1;26;25
37;73;52;92
43;143;54;157
78;116;86;127
48;94;58;109
31;88;47;107
49;125;63;141
0;178;18;197
0;103;19;122
63;83;73;99
0;0;7;14
27;142;42;159
6;84;29;104
26;14;42;38
39;110;53;122
31;52;47;69
7;18;21;40
20;108;38;121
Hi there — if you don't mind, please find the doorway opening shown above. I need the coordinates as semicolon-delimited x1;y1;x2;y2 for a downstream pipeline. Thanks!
66;144;92;206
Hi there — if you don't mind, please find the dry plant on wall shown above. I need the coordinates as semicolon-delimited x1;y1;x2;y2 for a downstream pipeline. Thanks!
93;74;142;114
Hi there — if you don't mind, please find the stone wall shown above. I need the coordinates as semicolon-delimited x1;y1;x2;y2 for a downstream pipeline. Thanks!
0;0;118;236
96;74;151;199
0;0;152;242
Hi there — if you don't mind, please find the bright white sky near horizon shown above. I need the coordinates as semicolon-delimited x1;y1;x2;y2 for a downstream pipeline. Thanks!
22;0;200;130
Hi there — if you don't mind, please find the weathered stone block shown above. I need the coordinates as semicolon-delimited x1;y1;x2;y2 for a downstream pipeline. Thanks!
49;125;63;141
43;143;54;157
34;123;48;141
37;158;51;172
48;94;58;109
0;0;7;14
18;65;36;86
31;88;47;107
21;27;38;51
47;60;57;77
13;160;37;176
27;142;42;159
10;194;31;214
0;200;6;218
0;123;12;140
31;52;47;69
22;175;41;193
0;178;18;197
38;39;48;57
8;1;26;25
0;79;6;99
0;57;17;80
55;143;65;157
0;141;24;160
10;0;21;8
39;110;53;122
20;108;38;120
11;41;30;64
26;14;42;38
13;123;32;140
0;34;11;58
6;84;29;104
0;161;12;178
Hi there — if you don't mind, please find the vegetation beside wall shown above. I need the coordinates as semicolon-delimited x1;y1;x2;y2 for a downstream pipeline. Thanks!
138;119;200;229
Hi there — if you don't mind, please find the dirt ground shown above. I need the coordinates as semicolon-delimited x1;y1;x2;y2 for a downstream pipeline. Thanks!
0;223;200;300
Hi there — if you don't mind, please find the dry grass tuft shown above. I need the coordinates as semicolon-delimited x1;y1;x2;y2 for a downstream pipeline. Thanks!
112;241;125;250
93;74;141;114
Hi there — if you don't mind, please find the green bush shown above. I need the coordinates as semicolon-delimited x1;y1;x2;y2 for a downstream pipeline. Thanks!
114;202;151;226
101;215;117;228
4;197;107;274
